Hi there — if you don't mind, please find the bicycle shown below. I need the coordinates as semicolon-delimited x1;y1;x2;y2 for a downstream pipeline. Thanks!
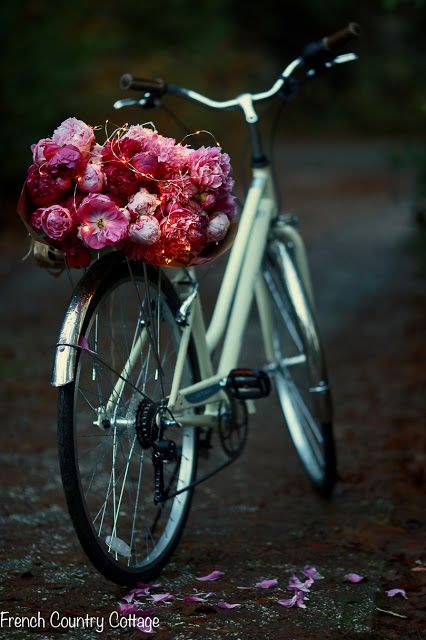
53;23;360;585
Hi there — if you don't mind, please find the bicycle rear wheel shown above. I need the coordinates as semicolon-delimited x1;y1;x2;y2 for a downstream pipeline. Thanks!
263;240;336;496
58;256;200;584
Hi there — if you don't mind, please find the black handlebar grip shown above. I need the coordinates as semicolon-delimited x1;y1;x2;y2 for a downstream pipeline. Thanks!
120;74;167;94
323;22;361;51
302;22;361;67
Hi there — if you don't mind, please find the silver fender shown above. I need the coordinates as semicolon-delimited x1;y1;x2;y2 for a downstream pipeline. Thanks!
51;253;124;387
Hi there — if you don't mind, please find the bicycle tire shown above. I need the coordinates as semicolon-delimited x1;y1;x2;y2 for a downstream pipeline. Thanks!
58;256;200;584
263;241;337;496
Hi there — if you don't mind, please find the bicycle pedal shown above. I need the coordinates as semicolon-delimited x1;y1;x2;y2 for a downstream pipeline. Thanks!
226;368;271;400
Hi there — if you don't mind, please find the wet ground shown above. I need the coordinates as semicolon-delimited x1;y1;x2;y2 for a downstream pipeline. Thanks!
0;139;425;639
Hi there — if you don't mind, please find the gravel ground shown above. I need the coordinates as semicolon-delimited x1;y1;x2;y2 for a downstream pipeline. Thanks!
0;139;424;639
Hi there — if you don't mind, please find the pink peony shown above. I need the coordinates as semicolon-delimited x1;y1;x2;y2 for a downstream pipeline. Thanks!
26;164;71;206
78;194;129;250
89;143;103;165
31;139;61;166
158;140;190;168
127;188;159;217
131;152;158;178
52;117;95;155
162;208;208;261
103;162;141;198
197;191;216;211
47;145;84;179
215;192;237;220
123;125;158;147
128;215;161;245
41;205;73;241
206;213;230;243
103;136;142;164
159;173;198;212
189;146;231;190
77;163;104;193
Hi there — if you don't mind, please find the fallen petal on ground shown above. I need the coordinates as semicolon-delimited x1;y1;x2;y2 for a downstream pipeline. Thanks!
218;601;242;609
255;578;278;589
151;593;174;603
344;572;365;583
277;591;306;609
183;595;208;603
288;574;313;592
385;588;408;599
196;570;224;582
302;565;323;581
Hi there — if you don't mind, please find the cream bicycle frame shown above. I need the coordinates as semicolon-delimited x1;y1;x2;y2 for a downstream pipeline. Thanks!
150;164;313;423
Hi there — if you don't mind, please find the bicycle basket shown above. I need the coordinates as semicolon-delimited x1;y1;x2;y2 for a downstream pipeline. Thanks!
18;118;237;269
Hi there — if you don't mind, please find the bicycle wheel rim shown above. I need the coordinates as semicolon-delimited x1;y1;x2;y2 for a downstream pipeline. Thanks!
58;260;198;582
264;251;335;492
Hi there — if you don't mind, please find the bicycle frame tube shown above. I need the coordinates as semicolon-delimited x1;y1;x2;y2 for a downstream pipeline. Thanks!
169;166;277;412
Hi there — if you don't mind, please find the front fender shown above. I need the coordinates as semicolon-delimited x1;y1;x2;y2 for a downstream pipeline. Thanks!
51;252;125;387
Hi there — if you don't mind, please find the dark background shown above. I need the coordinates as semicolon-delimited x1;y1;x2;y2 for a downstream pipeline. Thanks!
0;3;425;638
1;0;425;213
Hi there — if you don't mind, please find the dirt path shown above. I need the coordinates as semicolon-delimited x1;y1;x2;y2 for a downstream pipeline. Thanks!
0;139;424;639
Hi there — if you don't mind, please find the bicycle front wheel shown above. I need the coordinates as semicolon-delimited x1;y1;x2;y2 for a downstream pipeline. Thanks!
263;240;336;496
58;256;200;584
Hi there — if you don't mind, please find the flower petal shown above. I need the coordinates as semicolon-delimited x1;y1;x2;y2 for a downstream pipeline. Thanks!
288;574;313;592
255;578;278;589
278;590;306;609
302;565;323;581
195;570;224;582
151;593;174;603
117;604;154;616
217;601;241;609
344;573;365;583
183;595;208;603
385;588;408;599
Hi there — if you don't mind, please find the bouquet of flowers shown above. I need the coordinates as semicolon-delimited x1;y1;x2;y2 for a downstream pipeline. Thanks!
18;118;237;268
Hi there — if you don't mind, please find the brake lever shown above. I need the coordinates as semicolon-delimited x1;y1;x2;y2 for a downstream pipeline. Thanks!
113;92;161;110
306;52;358;77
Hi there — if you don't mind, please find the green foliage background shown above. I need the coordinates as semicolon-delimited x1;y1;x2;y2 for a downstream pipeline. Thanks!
1;0;425;203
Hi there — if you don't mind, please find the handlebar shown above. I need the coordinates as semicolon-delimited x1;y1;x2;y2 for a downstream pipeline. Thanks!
115;23;360;123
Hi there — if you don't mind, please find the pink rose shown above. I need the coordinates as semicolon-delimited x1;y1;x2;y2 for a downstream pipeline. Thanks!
77;163;104;193
52;117;95;155
31;139;61;166
206;213;230;243
128;215;161;245
126;188;159;217
41;205;73;241
26;164;71;206
78;193;129;250
47;145;84;179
